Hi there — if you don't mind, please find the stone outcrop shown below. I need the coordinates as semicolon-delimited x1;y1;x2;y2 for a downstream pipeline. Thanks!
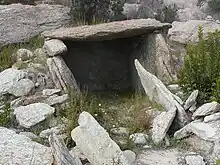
43;19;171;41
0;127;53;165
43;39;67;57
71;111;131;165
0;4;70;46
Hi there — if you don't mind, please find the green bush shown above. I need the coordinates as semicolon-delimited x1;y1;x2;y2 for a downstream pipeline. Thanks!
208;0;220;12
156;4;178;23
0;103;12;127
178;26;220;103
70;0;125;25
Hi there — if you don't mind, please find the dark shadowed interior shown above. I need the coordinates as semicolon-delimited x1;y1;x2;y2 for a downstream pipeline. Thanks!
62;36;148;93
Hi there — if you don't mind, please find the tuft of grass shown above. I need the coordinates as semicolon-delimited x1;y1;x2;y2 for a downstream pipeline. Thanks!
0;35;44;72
217;159;220;165
0;102;13;127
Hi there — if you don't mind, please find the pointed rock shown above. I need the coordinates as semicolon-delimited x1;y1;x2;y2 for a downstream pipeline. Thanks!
152;107;176;144
134;59;188;127
71;111;131;165
184;90;199;111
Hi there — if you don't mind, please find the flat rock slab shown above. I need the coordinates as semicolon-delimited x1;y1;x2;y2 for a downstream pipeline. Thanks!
135;149;183;165
43;18;171;41
0;127;53;165
13;103;55;128
0;4;70;45
174;120;220;142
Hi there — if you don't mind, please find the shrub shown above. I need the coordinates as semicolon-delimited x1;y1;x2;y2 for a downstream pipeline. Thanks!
70;0;125;25
208;0;220;12
178;26;220;103
156;4;178;23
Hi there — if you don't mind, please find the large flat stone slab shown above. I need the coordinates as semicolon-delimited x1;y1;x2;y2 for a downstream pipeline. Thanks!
43;19;171;41
0;127;53;165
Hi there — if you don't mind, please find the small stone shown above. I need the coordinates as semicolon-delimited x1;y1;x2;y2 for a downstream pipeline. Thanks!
42;88;61;96
43;94;68;106
185;154;205;165
43;39;67;57
204;112;220;123
184;90;199;111
129;133;149;145
16;48;34;61
192;101;220;119
167;84;181;93
122;150;136;164
13;103;55;128
39;124;66;138
110;127;129;136
7;79;34;97
205;15;214;21
69;146;87;162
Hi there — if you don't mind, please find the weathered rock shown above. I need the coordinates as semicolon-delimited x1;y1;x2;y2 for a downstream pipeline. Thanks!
185;154;205;165
40;124;66;138
167;84;181;94
71;111;131;165
16;48;34;61
155;33;174;83
42;88;61;96
70;146;87;162
49;133;82;165
110;127;130;137
184;90;199;111
129;133;149;145
44;94;68;106
0;68;26;95
177;7;207;22
192;101;220;119
184;135;214;155
0;127;53;165
210;141;220;164
168;20;220;45
0;4;70;45
122;150;136;164
151;108;176;144
43;39;67;57
174;120;220;142
204;112;220;123
13;103;55;128
122;3;141;19
135;149;182;165
163;0;198;9
43;19;171;41
47;56;80;94
134;59;189;127
7;79;34;97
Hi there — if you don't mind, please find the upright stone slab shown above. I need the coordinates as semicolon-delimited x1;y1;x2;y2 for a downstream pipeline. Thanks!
71;111;131;165
134;59;189;127
47;56;80;94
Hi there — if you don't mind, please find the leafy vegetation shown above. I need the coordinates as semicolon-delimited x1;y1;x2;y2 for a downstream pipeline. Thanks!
0;35;44;72
156;4;178;23
178;26;220;104
208;0;220;12
70;0;125;25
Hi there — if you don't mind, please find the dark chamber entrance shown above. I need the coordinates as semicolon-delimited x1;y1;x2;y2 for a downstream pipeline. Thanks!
62;36;144;93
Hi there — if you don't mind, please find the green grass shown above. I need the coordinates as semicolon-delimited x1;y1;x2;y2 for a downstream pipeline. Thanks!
0;35;44;72
0;102;13;127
